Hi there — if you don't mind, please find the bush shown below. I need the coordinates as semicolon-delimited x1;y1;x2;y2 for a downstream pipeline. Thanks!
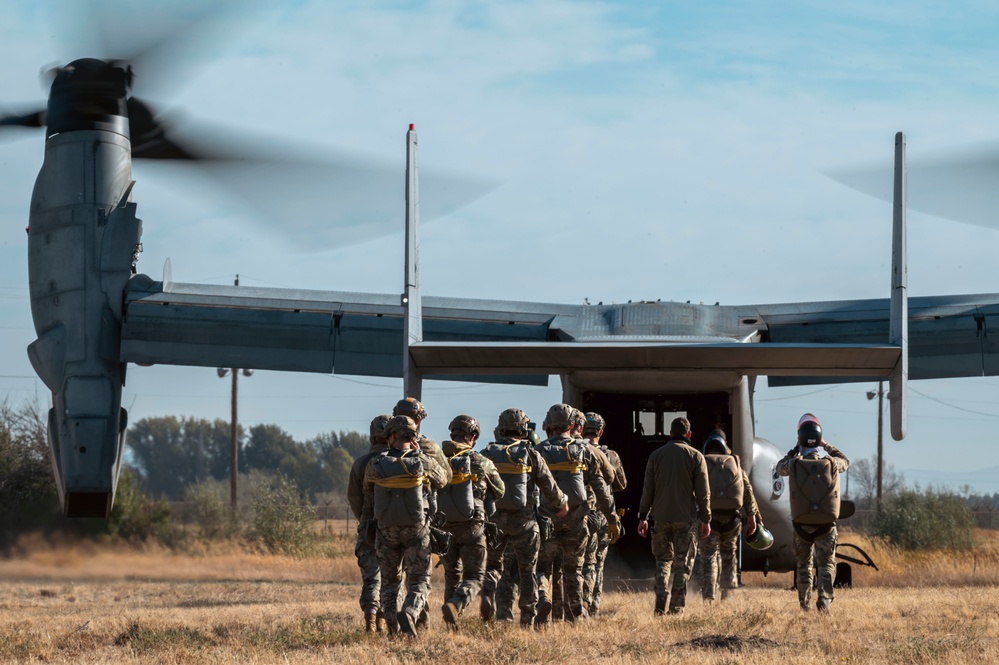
250;473;316;556
870;488;975;550
182;480;233;540
108;468;173;542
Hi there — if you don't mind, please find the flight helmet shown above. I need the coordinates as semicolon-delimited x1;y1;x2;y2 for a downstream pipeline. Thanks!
745;524;774;551
702;429;730;455
797;421;823;448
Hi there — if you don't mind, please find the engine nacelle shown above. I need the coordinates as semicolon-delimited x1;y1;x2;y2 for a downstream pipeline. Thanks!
26;129;141;517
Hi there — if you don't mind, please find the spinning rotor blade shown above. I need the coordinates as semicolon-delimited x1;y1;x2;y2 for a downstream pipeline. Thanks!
138;120;499;249
0;107;47;131
825;141;999;229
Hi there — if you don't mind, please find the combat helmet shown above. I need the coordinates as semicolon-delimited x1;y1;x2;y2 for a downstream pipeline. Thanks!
384;415;419;440
542;403;575;431
448;414;481;439
797;421;822;448
745;524;774;551
496;408;530;438
369;414;392;445
702;428;730;455
583;412;606;435
394;397;428;421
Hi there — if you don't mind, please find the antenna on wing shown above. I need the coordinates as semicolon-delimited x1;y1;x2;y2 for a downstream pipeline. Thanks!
403;123;424;400
889;131;908;440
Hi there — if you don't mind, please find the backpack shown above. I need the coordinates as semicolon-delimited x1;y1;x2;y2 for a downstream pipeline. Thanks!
789;456;841;525
540;439;588;509
371;450;428;527
704;453;744;511
483;441;532;511
438;450;477;523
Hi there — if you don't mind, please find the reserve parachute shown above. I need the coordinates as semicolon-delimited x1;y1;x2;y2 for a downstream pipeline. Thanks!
371;450;427;526
483;441;532;511
540;439;588;508
439;449;477;522
789;456;841;525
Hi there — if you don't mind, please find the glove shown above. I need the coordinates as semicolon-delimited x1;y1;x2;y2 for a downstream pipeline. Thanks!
608;519;621;544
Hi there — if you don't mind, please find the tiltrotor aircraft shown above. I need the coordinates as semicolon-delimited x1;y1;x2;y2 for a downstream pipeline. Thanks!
4;6;996;577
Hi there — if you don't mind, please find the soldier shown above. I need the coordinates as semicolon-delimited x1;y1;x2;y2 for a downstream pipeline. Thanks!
391;397;451;629
776;414;849;613
637;416;711;615
347;414;391;632
438;415;505;630
361;415;450;638
697;429;760;602
535;404;621;624
581;411;627;616
479;408;568;628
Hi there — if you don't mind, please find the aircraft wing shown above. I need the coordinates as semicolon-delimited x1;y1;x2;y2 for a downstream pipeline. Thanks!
119;274;999;385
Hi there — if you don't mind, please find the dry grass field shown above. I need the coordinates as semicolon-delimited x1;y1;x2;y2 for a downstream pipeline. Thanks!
0;529;997;664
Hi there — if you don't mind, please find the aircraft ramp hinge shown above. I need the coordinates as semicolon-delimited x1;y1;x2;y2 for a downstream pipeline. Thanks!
975;313;985;338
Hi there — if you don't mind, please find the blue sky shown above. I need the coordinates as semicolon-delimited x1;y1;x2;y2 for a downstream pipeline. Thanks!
3;1;999;493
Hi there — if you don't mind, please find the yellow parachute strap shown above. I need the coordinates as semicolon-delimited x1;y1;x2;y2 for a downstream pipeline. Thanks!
450;472;479;485
547;461;587;473
373;474;426;489
495;462;532;475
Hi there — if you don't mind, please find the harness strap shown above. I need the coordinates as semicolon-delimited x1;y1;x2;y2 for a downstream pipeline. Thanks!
495;463;532;474
794;522;834;542
547;461;587;473
450;472;479;485
373;475;425;489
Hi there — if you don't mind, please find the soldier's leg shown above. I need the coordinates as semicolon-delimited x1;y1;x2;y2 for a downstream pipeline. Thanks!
718;523;741;596
650;525;677;615
481;534;507;622
514;524;542;627
496;547;519;621
551;548;565;621
441;530;463;605
536;535;557;623
590;525;611;615
814;525;839;607
375;530;405;634
792;531;815;610
400;526;433;629
668;522;695;613
356;532;382;624
685;522;702;595
560;522;591;620
453;522;487;612
698;530;721;601
580;513;600;610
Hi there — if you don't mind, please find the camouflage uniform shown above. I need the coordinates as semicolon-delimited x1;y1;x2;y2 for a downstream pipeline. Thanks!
362;417;450;636
439;438;504;622
581;430;626;615
637;424;711;615
347;415;391;630
777;440;849;611
698;469;759;600
480;433;566;627
535;411;619;623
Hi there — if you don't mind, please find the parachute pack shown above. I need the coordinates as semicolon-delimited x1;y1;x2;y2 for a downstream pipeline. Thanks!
483;441;533;511
541;439;588;508
789;456;841;525
438;449;478;523
371;450;428;527
704;453;744;511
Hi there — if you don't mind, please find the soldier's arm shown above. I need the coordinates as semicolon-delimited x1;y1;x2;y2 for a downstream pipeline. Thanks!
740;469;760;519
530;448;568;511
608;449;628;492
422;452;451;490
420;438;453;484
693;452;712;524
477;456;505;500
586;454;618;524
360;460;376;521
637;453;656;519
775;448;798;477
347;457;365;520
824;444;850;473
590;445;616;486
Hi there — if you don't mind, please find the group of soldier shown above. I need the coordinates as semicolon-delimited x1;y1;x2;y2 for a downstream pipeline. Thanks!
346;398;849;638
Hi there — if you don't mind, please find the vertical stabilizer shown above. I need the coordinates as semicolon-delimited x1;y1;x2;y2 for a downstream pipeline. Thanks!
889;131;908;440
403;124;423;400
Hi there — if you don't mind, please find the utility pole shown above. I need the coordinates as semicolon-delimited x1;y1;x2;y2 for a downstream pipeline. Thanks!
217;275;253;521
867;381;885;512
